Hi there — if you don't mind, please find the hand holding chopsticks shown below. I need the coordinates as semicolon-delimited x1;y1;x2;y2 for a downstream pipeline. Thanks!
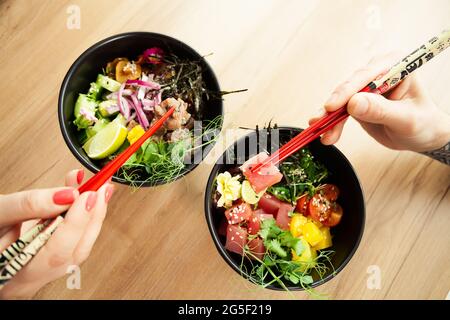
251;29;450;173
0;182;111;299
0;106;175;293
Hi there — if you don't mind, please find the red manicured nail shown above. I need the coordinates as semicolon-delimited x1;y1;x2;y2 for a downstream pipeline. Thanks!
105;185;115;203
76;169;84;184
53;189;76;205
86;192;98;211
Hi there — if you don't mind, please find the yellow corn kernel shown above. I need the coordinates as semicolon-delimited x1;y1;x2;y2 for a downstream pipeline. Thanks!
290;214;308;238
127;125;145;145
302;222;324;247
313;227;333;250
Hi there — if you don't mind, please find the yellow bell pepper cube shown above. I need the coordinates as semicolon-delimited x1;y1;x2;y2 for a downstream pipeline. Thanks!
302;222;324;247
313;227;333;250
292;237;317;272
127;125;145;145
290;214;308;237
308;217;322;228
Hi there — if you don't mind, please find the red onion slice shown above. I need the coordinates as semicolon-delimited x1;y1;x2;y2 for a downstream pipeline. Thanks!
117;83;131;120
154;91;162;106
141;47;164;65
142;99;155;111
137;74;149;100
126;79;160;90
106;89;133;100
130;94;149;129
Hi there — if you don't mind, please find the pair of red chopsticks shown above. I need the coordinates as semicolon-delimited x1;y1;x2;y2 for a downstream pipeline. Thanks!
251;29;450;173
251;85;371;172
0;106;175;289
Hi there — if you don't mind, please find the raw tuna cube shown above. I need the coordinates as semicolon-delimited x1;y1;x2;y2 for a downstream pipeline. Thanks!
240;152;283;193
225;201;253;224
225;225;248;256
248;237;266;260
258;193;284;216
248;209;274;235
276;203;294;230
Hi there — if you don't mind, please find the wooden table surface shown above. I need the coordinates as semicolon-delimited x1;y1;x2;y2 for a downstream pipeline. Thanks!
0;0;449;300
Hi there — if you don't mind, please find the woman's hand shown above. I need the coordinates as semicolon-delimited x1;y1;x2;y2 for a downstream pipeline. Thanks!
0;169;114;299
310;52;450;152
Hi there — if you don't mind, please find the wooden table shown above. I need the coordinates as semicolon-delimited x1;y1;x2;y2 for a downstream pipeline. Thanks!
1;0;449;300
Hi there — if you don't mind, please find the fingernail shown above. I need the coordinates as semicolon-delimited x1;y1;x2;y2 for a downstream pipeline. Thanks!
325;93;339;106
105;184;115;203
86;192;98;212
76;169;84;184
53;189;77;205
353;96;369;116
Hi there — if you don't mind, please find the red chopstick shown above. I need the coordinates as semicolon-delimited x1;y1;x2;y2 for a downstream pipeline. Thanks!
0;106;176;289
78;106;175;193
264;107;348;165
250;85;372;173
252;29;450;172
274;110;350;165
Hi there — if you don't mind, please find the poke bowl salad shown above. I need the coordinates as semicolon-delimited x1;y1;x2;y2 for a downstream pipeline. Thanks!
59;33;225;186
205;127;365;294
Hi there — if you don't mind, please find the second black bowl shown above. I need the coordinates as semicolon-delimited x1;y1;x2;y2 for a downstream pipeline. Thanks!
205;127;365;290
58;32;223;186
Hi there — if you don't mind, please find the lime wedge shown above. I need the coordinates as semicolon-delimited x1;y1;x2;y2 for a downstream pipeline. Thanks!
83;121;128;159
242;180;264;204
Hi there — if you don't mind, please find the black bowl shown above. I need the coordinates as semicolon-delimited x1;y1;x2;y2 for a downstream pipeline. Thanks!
58;32;223;186
204;127;365;290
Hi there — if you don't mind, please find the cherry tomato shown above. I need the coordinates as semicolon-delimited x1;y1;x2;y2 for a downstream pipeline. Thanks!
308;194;332;223
319;184;339;201
322;203;343;227
295;194;310;215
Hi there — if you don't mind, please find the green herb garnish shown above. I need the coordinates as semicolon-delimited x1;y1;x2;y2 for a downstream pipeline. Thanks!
268;147;328;203
259;219;304;257
118;115;222;188
240;241;335;297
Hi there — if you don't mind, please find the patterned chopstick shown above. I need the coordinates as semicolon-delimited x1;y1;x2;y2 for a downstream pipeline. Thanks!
251;29;450;173
0;106;175;290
